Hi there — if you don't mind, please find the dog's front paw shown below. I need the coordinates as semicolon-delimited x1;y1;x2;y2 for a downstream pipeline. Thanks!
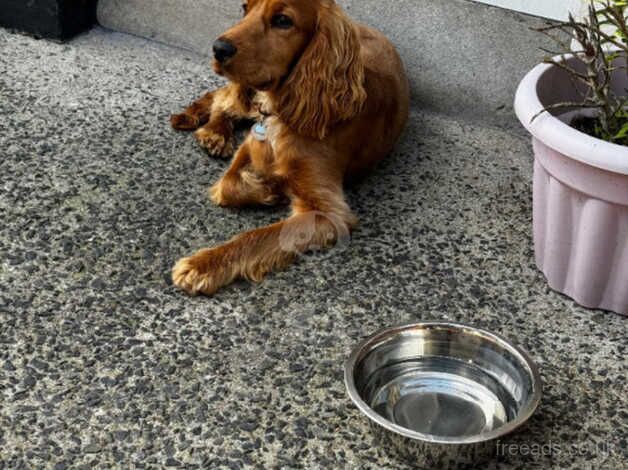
170;113;200;131
172;249;231;296
194;126;234;158
209;172;282;208
209;180;228;207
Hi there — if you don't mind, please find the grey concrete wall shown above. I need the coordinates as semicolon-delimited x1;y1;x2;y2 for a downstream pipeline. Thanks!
97;0;555;128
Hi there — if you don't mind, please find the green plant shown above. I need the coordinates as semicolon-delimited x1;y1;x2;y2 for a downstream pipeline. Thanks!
535;0;628;146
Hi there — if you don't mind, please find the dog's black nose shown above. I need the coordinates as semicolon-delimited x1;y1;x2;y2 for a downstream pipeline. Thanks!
213;39;237;63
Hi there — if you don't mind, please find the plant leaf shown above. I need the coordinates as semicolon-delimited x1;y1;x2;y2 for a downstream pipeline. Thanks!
614;122;628;139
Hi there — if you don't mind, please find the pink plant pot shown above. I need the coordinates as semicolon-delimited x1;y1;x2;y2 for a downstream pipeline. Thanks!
514;55;628;316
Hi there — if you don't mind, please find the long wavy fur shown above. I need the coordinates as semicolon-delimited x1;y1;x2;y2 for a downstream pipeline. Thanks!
276;1;367;140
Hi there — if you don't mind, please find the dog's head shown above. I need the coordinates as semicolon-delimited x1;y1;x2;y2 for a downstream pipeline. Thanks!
213;0;366;139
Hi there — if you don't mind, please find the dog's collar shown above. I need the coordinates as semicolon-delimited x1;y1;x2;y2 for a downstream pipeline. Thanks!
252;120;267;142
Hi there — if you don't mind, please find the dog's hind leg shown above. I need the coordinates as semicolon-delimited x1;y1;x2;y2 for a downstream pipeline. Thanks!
172;161;358;296
172;197;356;295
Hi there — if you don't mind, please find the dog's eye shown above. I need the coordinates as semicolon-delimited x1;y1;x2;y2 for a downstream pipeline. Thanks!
271;14;293;29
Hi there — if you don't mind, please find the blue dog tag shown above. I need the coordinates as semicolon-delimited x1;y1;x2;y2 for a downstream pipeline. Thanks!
252;121;267;141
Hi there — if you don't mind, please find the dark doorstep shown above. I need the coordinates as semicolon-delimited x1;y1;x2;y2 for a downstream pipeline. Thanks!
0;0;97;40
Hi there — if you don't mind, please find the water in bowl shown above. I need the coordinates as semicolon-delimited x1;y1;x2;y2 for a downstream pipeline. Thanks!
367;356;519;439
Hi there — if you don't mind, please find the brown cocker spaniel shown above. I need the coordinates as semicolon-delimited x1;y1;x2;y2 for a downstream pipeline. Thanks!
170;0;409;295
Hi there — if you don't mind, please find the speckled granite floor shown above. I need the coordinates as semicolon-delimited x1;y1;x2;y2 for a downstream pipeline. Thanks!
0;27;626;470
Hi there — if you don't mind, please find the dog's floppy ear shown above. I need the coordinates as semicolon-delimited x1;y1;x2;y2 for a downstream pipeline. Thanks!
276;1;366;140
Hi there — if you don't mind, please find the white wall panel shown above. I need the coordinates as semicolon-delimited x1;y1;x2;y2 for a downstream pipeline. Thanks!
471;0;585;21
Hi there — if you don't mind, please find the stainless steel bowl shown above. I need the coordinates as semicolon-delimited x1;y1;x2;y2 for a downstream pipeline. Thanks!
344;322;542;468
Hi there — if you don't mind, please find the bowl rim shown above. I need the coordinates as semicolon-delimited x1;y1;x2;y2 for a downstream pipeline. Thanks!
343;321;543;445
